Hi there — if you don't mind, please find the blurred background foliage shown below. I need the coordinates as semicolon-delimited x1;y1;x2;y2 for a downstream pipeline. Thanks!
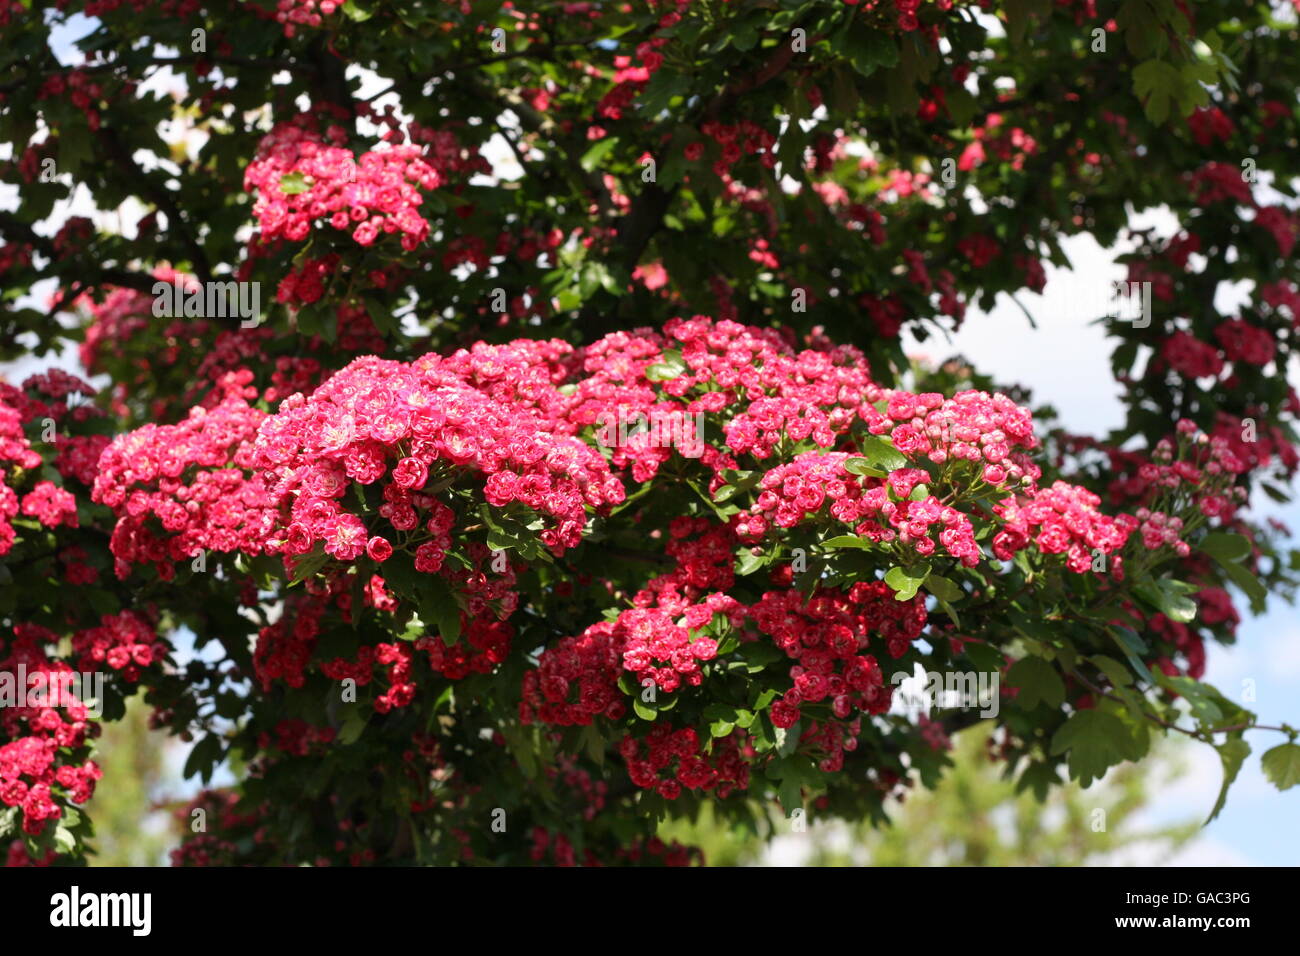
658;726;1197;866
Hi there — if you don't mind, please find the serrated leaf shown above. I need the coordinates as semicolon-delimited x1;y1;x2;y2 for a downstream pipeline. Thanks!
884;563;930;601
181;733;223;784
1007;655;1065;710
1207;737;1250;824
1049;709;1133;787
853;435;909;472
1133;58;1180;124
924;573;962;603
840;23;899;77
1261;742;1300;791
1015;761;1061;801
1159;674;1224;724
1090;654;1134;688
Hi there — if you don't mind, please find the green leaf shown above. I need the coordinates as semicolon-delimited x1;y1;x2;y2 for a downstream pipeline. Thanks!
1006;656;1065;710
1199;532;1251;564
579;136;620;173
841;23;899;77
289;546;331;584
1133;58;1181;125
1206;737;1250;824
923;573;961;603
56;129;92;181
1089;654;1134;688
337;706;368;745
416;574;462;645
1261;742;1300;791
644;348;688;381
777;771;803;814
1015;761;1061;801
738;642;785;674
821;534;874;550
843;458;884;478
54;826;76;854
964;641;1004;674
580;724;606;767
1110;626;1155;683
1049;709;1133;787
279;171;311;195
1003;0;1050;46
342;0;374;21
1199;533;1266;610
1220;561;1267;611
712;484;737;503
945;87;977;127
1134;578;1198;623
182;733;223;784
884;563;930;601
850;435;909;472
1158;674;1224;724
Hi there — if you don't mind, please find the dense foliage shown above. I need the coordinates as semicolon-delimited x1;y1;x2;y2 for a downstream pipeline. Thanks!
1;0;1299;866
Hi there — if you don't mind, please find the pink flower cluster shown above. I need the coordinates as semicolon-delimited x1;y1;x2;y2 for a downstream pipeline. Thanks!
244;115;441;250
857;490;982;566
0;624;103;835
20;481;77;529
253;588;330;692
564;316;879;489
247;350;622;575
1214;319;1276;366
1;372;102;553
618;725;751;800
1133;508;1190;557
1161;330;1224;380
744;451;983;564
519;619;628;727
632;517;737;611
0;390;42;556
749;582;925;730
615;602;731;694
92;374;279;579
419;616;514;681
271;0;338;37
70;611;165;682
863;388;1041;485
322;642;416;714
992;481;1137;574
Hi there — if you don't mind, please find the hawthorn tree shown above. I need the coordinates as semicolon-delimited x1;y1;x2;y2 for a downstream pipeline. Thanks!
1;0;1299;866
